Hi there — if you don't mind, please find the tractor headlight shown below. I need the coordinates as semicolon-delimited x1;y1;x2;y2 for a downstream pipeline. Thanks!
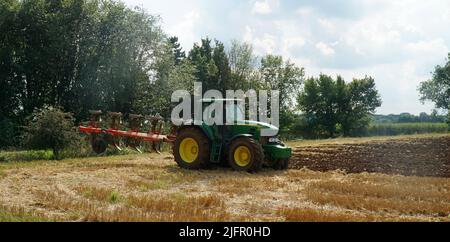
268;137;280;143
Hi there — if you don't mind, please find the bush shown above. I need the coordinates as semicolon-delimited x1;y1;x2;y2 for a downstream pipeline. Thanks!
23;106;78;160
0;118;19;148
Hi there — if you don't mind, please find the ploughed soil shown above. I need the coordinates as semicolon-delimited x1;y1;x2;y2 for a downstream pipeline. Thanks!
290;135;450;177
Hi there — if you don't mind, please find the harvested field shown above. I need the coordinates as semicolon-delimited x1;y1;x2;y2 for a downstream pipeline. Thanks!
0;134;449;222
289;134;450;177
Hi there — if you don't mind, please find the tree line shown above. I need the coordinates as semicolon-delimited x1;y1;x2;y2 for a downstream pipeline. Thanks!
1;0;448;148
372;112;447;123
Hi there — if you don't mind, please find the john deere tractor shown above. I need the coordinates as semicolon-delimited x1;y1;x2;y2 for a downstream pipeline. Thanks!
173;99;292;172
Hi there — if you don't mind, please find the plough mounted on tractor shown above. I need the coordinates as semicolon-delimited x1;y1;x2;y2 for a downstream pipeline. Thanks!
79;99;292;172
79;110;176;154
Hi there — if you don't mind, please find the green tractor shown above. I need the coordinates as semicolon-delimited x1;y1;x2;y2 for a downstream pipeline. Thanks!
172;99;292;172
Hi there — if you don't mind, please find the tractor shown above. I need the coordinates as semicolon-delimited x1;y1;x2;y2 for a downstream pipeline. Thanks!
79;99;292;172
172;98;292;172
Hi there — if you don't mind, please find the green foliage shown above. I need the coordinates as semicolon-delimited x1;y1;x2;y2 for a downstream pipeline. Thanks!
0;206;52;222
0;118;18;148
0;0;176;148
0;150;54;162
228;40;257;90
188;38;231;92
298;75;382;138
169;36;186;65
23;106;78;160
419;53;450;126
419;53;450;115
372;112;447;123
259;55;305;113
108;191;121;203
364;123;449;136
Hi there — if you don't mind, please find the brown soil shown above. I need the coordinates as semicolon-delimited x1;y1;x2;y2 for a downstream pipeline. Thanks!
290;135;450;177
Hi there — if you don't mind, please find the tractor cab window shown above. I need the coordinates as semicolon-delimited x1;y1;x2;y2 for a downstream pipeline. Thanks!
226;102;245;123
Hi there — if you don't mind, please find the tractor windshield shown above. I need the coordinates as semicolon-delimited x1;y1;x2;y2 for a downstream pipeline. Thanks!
226;102;245;123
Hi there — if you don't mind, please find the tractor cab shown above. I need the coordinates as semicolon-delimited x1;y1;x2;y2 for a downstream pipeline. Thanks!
173;98;292;172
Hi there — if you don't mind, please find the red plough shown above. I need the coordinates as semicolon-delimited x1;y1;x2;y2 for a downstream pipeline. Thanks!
79;110;176;154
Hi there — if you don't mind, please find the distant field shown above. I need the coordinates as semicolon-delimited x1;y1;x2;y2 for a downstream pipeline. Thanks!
366;122;448;136
0;133;449;222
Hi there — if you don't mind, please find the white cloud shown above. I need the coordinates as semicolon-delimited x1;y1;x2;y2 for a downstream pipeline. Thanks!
251;0;279;15
317;18;335;33
244;26;277;54
315;42;335;56
283;37;305;51
167;11;200;50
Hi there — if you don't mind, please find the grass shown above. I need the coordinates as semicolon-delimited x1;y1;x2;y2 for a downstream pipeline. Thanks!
0;206;53;222
0;150;54;162
277;207;425;222
36;186;229;221
74;186;122;203
303;176;450;218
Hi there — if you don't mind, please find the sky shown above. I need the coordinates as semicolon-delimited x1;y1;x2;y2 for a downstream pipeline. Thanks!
123;0;450;115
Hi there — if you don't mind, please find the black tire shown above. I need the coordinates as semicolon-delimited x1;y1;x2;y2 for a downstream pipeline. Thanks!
91;134;107;154
173;127;210;169
272;158;289;170
228;137;264;172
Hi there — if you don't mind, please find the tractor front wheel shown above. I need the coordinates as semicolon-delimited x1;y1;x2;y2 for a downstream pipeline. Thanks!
228;137;264;172
173;127;210;169
271;158;289;170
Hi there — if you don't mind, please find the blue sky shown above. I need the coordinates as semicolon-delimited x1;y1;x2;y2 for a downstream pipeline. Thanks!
123;0;450;115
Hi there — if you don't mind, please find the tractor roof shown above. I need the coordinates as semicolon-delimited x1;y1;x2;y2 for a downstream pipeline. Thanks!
199;98;244;102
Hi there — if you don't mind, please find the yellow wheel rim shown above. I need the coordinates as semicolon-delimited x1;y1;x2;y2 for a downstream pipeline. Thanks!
179;138;199;163
234;146;251;167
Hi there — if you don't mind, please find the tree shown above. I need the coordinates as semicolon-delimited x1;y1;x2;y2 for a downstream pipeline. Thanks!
340;76;382;136
228;40;257;90
298;75;381;138
259;55;304;129
0;0;166;119
168;36;186;65
298;75;338;137
188;38;231;92
23;106;78;160
134;38;196;118
0;0;22;147
419;53;450;123
259;55;304;110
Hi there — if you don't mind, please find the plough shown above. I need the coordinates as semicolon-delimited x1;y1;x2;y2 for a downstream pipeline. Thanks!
79;110;176;154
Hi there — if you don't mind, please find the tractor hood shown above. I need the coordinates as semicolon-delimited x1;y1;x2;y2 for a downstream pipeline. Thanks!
236;120;279;136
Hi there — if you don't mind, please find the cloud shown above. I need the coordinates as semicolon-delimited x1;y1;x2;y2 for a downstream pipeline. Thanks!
168;11;200;49
315;42;335;56
243;26;277;54
252;0;273;15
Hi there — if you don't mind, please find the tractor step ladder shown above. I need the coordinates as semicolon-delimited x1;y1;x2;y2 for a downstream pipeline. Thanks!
211;141;222;163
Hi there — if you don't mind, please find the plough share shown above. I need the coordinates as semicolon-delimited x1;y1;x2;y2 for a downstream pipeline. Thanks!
79;110;176;154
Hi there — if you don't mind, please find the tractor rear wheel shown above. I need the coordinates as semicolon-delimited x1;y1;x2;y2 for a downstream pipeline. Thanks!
228;137;264;172
173;127;210;169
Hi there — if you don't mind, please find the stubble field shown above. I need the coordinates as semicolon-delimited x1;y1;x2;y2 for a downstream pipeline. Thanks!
0;133;449;222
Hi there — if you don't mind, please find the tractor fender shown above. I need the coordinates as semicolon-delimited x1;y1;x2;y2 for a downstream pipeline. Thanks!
228;134;254;144
176;125;213;141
